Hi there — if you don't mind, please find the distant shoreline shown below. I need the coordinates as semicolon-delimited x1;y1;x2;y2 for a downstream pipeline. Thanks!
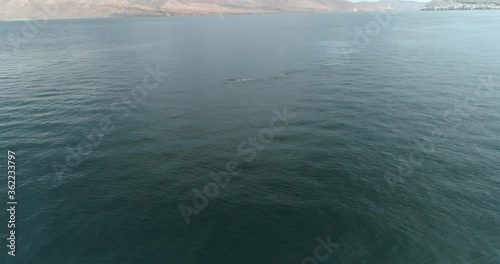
0;0;430;21
422;0;500;10
421;8;500;10
0;10;423;22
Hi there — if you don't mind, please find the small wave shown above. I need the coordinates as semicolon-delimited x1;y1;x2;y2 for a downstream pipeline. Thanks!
224;70;304;85
223;78;257;84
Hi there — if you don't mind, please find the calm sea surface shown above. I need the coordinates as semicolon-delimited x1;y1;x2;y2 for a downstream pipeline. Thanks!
1;11;500;264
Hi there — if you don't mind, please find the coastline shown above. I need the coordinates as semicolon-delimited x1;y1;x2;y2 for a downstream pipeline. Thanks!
0;0;428;21
0;9;427;22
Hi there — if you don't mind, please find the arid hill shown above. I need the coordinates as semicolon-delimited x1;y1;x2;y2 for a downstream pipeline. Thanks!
0;0;421;20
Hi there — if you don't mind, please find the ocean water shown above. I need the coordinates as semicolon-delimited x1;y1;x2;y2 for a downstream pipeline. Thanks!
1;11;500;264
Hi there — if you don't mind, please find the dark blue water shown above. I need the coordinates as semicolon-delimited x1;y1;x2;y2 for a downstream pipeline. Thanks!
1;11;500;264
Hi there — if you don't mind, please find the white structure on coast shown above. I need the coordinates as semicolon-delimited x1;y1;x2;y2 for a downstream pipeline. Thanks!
422;0;500;10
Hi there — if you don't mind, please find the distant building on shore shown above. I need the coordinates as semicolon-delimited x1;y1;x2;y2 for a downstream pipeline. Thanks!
423;0;500;10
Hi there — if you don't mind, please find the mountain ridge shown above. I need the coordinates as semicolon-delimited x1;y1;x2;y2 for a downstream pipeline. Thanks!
0;0;424;20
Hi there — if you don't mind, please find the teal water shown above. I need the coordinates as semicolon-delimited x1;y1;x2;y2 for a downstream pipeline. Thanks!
1;11;500;264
